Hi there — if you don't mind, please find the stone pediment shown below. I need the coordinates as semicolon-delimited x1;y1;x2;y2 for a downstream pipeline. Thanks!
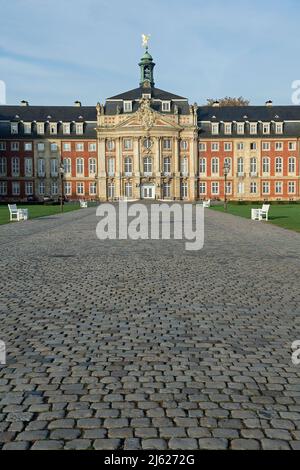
112;98;182;131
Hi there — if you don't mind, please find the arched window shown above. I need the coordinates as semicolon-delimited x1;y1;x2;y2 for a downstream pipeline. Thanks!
125;182;132;198
63;158;71;175
107;158;115;176
250;157;257;175
288;157;295;173
275;157;283;173
89;158;96;175
224;157;231;173
76;157;84;175
262;157;270;174
237;157;244;174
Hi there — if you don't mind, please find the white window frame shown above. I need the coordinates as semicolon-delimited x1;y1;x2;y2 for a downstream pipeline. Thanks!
12;181;20;196
123;101;133;112
23;122;31;134
211;182;219;195
25;181;33;196
76;158;84;175
37;122;45;135
288;181;296;194
11;123;18;134
0;157;7;176
0;181;7;195
75;123;84;135
162;101;171;112
211;123;219;135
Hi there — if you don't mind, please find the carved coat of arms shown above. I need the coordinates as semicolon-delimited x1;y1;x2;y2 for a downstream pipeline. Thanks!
137;97;155;131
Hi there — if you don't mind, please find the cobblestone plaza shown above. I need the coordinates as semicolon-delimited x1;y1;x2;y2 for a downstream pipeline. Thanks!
0;206;300;450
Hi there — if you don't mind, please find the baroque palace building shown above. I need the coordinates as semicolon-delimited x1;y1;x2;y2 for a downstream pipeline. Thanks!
0;47;300;202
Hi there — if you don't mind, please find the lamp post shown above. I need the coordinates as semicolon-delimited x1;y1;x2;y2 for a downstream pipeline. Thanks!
223;162;230;212
59;163;64;213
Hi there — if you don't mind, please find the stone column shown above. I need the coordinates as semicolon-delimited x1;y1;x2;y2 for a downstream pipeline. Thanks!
115;137;122;199
133;137;140;199
174;137;181;199
98;138;107;201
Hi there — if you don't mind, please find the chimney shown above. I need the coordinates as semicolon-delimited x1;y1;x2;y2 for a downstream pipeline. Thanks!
265;100;273;107
212;100;220;107
74;100;81;107
20;100;29;106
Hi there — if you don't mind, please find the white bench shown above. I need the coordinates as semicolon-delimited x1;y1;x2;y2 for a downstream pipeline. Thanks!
8;204;28;221
202;199;211;208
251;204;270;221
79;200;88;208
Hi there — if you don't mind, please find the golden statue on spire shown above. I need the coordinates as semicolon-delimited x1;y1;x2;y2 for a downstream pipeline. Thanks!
142;34;151;50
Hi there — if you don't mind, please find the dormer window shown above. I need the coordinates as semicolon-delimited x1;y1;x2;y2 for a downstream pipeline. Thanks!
63;123;71;134
142;93;151;99
11;122;18;134
124;101;132;113
262;123;270;134
49;123;57;134
37;122;45;135
162;101;171;112
237;123;245;135
23;122;31;134
75;122;83;135
224;123;232;135
250;123;257;134
275;122;283;134
211;123;219;135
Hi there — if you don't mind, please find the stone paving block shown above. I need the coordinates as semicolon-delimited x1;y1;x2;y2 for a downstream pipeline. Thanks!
168;438;198;450
31;440;64;450
93;439;121;450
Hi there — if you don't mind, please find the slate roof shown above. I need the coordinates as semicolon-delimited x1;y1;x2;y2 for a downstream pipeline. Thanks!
107;86;187;101
198;106;300;122
0;105;97;122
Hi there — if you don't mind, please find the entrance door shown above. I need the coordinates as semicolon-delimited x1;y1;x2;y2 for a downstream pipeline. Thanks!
142;184;155;199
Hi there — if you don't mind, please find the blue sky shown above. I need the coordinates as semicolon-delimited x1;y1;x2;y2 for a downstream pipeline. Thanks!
1;0;300;106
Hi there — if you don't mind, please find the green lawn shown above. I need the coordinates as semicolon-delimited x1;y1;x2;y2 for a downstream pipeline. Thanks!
0;203;81;225
211;203;300;232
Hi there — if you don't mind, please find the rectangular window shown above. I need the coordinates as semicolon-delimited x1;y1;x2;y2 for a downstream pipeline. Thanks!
163;183;171;198
250;142;257;151
199;143;206;151
64;182;71;195
89;182;97;195
24;122;31;134
199;158;206;174
11;142;19;151
0;142;6;151
237;158;244;175
124;139;133;150
11;123;18;134
12;157;20;176
24;142;32;151
107;158;115;176
288;157;295;173
275;123;283;134
125;183;132;198
289;142;296;151
224;142;232;152
50;143;58;152
0;181;7;195
25;158;33;177
76;183;84;196
63;158;71;175
237;123;245;135
238;182;244;194
250;123;257;134
25;181;33;196
211;158;219;174
50;159;58;176
38;159;45;177
211;123;219;135
275;157;283;173
275;142;283;151
89;142;97;152
262;182;270;194
124;101;133;112
37;142;45;152
211;142;219;151
224;123;232;135
63;123;70;134
107;140;115;151
108;183;115;199
181;140;188;150
225;182;232;194
63;142;71;152
275;181;283;194
39;180;45;195
162;101;171;112
262;142;270;151
250;182;257;194
75;123;83;135
237;142;244;150
12;181;20;195
199;182;206;195
288;181;296;194
89;158;96;175
211;182;219;195
76;143;84;152
51;181;58;195
181;182;188;199
0;157;7;176
262;157;270;174
163;139;171;150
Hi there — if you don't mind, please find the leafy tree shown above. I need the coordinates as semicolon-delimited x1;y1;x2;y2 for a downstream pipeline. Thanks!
206;97;250;106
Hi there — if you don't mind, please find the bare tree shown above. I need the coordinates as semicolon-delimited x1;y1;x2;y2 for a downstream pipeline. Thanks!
206;96;250;106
